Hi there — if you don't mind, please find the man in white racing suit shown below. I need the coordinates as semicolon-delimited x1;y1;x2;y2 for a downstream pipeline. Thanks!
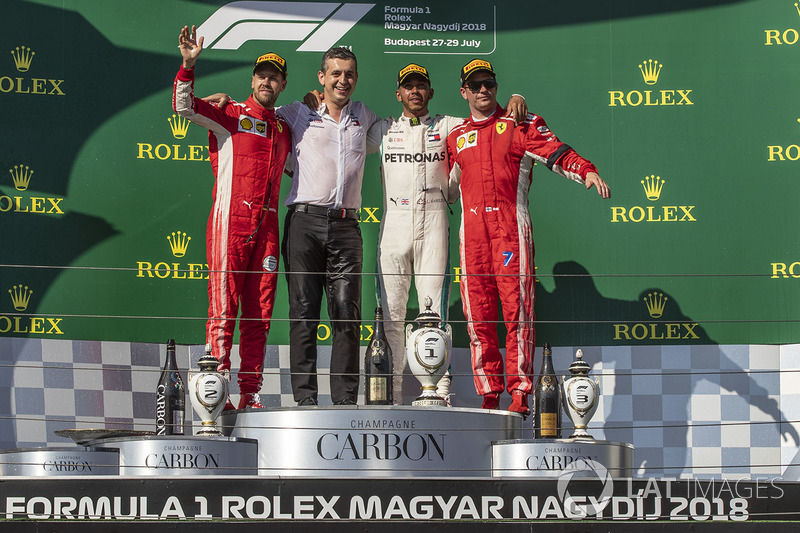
376;64;526;404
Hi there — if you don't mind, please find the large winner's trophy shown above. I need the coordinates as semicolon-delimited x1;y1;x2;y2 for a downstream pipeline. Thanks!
561;349;601;439
405;297;451;407
188;345;228;436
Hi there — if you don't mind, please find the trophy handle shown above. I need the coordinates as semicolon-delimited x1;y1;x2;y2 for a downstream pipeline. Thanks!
405;323;413;340
444;324;452;337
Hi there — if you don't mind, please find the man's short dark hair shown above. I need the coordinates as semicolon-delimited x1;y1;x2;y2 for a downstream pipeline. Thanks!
320;47;357;74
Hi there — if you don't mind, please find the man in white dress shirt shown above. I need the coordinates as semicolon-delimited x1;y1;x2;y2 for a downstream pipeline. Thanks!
277;48;381;406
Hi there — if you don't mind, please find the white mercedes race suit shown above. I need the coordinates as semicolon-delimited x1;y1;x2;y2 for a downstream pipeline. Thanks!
376;113;463;404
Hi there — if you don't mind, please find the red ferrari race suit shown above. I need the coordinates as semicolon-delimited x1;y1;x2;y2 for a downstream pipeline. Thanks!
172;65;291;394
447;107;597;396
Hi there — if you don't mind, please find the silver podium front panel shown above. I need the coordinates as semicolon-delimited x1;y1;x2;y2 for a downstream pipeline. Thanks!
99;436;258;476
491;439;634;478
0;447;119;476
222;406;522;477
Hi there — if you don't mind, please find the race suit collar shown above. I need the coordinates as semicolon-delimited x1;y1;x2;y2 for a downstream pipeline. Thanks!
399;113;432;126
469;105;504;127
243;95;277;119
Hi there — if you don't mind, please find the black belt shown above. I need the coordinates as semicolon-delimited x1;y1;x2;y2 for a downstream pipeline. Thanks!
291;203;358;220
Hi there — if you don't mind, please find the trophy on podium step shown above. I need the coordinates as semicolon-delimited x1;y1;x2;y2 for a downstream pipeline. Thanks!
561;349;601;440
405;297;451;407
188;345;228;436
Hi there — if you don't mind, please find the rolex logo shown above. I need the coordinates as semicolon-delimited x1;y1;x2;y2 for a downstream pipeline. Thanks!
1;285;64;335
137;232;207;280
611;173;695;223
3;47;65;96
767;117;800;161
9;284;33;311
613;290;698;341
1;165;65;214
638;59;662;85
641;175;664;201
9;164;32;191
168;114;190;139
609;61;692;107
644;291;667;319
11;46;34;72
763;4;800;45
167;231;191;257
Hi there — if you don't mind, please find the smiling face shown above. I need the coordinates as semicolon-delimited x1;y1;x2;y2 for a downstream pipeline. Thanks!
251;64;286;109
396;74;433;118
318;57;358;109
460;71;498;118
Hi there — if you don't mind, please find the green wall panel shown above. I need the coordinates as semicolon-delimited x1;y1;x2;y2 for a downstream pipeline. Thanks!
2;0;798;346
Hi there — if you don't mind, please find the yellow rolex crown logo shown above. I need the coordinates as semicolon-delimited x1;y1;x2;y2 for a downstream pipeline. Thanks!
795;2;800;16
644;291;667;319
168;114;190;139
9;284;33;312
11;46;34;72
641;175;664;201
638;59;662;85
167;231;191;257
9;164;33;191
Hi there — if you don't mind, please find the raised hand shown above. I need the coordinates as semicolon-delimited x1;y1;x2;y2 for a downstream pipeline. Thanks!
178;25;204;69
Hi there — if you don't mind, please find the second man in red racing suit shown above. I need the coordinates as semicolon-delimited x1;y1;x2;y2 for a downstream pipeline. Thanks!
447;59;610;415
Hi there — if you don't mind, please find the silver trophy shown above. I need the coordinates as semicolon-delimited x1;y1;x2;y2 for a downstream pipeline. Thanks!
561;349;601;439
188;345;229;436
405;297;452;407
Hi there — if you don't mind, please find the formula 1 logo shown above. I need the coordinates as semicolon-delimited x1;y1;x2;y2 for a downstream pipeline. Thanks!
196;2;375;52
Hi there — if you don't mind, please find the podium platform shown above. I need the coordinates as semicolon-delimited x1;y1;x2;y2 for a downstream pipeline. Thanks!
220;405;522;477
1;407;639;479
3;406;800;528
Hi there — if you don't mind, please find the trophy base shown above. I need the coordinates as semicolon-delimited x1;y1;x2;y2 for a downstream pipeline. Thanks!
412;395;448;407
567;432;595;440
195;424;223;437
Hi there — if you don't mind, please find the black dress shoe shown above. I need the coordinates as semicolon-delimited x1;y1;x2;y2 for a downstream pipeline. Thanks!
333;399;356;405
297;397;318;406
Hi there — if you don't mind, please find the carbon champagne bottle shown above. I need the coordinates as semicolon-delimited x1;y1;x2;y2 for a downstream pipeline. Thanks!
364;307;393;405
155;339;185;435
534;343;562;438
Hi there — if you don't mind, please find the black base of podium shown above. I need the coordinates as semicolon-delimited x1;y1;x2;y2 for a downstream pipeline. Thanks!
0;477;796;530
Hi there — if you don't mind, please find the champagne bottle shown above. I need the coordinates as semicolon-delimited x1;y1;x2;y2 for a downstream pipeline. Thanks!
364;307;393;405
155;339;185;435
534;343;561;438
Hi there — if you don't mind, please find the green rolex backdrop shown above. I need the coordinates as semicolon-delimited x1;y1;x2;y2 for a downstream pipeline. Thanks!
1;0;799;348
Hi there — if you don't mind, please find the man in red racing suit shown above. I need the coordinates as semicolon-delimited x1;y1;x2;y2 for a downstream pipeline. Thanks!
172;25;292;409
447;59;610;415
